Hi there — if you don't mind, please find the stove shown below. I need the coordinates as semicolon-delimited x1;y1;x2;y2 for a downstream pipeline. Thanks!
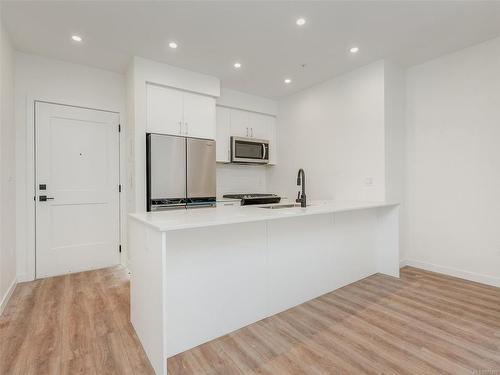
223;193;281;206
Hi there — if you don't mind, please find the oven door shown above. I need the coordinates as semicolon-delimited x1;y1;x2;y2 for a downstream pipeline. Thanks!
231;137;269;164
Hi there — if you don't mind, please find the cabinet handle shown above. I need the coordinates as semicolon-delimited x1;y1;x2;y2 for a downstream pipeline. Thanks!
179;121;182;135
246;127;249;137
251;128;254;138
185;122;189;135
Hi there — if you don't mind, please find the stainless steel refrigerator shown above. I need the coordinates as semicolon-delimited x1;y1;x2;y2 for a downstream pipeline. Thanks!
146;133;216;211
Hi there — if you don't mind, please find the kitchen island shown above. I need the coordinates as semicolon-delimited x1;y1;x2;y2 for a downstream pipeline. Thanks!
128;201;400;375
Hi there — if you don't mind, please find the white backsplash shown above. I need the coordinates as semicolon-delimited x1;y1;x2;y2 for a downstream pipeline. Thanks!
216;164;267;196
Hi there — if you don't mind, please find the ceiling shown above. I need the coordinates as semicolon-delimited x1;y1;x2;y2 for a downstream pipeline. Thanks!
3;1;500;98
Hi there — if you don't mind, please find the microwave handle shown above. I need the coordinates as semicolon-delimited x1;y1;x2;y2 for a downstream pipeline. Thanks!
262;143;267;159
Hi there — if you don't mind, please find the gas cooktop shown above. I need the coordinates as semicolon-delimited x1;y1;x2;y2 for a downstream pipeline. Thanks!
223;193;281;206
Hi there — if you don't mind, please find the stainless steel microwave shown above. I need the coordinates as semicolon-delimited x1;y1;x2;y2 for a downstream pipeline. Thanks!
231;136;269;164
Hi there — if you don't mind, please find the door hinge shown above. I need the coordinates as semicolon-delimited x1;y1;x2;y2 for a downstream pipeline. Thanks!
119;245;122;253
119;184;122;193
118;124;121;132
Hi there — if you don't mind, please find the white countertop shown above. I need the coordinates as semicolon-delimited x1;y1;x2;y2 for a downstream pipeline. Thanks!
129;200;398;232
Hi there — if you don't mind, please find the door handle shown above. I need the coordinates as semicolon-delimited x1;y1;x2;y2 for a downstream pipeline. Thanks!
39;196;54;202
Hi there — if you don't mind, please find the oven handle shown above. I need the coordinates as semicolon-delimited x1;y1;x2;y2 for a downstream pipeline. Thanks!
262;143;267;160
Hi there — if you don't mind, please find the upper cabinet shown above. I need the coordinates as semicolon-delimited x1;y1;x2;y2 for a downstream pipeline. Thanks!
147;84;184;136
248;112;271;140
215;106;231;162
267;116;277;165
229;110;270;140
147;84;216;140
229;109;251;138
215;106;277;165
183;92;216;139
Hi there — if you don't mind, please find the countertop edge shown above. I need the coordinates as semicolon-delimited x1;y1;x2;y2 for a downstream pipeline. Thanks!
129;201;400;232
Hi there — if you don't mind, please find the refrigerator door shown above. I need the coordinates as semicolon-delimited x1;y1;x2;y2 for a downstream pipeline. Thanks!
147;134;186;208
186;138;216;201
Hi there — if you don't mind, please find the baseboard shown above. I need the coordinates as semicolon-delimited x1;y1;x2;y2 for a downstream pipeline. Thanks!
403;259;500;288
0;278;17;316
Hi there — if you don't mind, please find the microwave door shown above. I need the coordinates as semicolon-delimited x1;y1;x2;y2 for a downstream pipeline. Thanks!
147;134;186;206
187;138;216;202
232;137;268;163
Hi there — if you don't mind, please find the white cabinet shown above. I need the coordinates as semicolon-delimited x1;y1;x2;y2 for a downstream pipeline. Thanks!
229;109;251;138
147;84;184;136
249;113;271;140
268;116;277;165
183;92;216;139
229;110;271;140
216;106;231;163
215;106;277;165
147;84;216;140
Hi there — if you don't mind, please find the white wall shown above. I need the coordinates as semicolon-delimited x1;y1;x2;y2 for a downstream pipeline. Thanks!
384;61;406;204
404;37;500;286
217;88;277;116
0;9;16;313
384;61;406;261
216;164;267;196
14;52;126;280
268;61;386;202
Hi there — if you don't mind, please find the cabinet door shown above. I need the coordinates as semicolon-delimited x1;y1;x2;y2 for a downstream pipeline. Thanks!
147;84;183;135
183;92;216;140
216;106;231;162
249;113;277;164
248;112;271;140
229;109;251;138
268;117;277;165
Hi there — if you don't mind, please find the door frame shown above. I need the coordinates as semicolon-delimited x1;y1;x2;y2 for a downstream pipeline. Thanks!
26;99;124;280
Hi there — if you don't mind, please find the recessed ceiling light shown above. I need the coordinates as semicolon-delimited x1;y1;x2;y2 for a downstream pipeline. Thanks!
169;41;178;49
296;18;306;26
284;78;292;84
350;46;359;53
233;62;242;69
71;35;83;42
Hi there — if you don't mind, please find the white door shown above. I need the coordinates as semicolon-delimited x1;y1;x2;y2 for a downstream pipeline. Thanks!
147;84;184;136
35;102;120;278
183;92;216;139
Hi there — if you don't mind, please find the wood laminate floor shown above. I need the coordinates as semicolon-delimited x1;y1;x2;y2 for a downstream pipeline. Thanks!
1;266;499;374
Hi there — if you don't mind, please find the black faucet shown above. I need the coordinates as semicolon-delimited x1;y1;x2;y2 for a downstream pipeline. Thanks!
296;168;307;208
